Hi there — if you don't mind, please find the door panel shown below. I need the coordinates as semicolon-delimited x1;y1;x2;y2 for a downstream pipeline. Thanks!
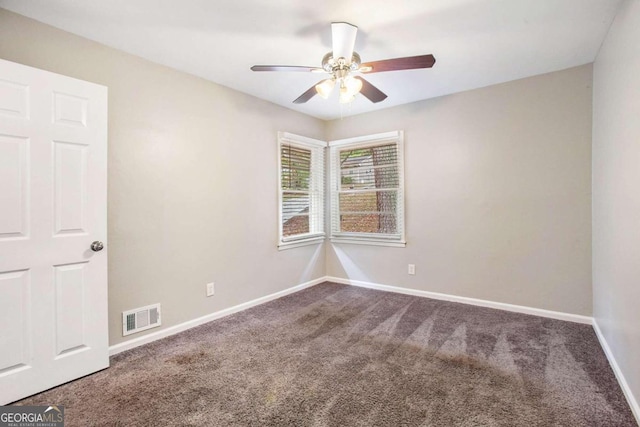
54;262;88;356
0;79;29;119
0;59;108;404
53;92;87;128
54;141;87;235
0;269;30;374
0;135;29;238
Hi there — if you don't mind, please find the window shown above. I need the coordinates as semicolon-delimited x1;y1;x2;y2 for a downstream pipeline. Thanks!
329;131;405;247
278;132;325;249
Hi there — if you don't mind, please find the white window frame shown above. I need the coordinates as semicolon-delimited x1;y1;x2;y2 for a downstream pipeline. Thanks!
329;131;406;247
277;132;326;250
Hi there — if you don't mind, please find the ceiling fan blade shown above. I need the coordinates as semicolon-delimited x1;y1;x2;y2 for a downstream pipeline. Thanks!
355;77;387;103
332;22;358;61
360;54;436;73
251;65;325;72
293;84;319;104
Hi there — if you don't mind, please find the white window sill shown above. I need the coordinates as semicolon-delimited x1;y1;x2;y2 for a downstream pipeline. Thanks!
278;236;325;250
330;237;406;248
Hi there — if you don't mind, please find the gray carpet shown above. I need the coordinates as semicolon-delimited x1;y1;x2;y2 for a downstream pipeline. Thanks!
17;282;637;426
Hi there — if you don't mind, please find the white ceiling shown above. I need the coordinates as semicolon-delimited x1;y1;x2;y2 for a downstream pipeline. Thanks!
0;0;622;120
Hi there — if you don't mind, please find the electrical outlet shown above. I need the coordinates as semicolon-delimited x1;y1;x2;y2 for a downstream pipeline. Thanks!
408;264;416;275
206;282;215;297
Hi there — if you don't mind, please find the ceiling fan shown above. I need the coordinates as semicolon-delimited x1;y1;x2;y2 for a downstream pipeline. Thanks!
251;22;436;105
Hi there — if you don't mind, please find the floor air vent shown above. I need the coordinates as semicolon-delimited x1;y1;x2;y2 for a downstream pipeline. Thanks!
122;303;161;336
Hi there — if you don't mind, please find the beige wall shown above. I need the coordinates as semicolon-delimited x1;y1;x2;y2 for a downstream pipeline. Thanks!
326;65;593;315
0;10;326;345
593;0;640;412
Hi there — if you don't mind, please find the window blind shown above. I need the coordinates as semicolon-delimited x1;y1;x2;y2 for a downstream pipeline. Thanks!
278;132;325;248
329;131;405;246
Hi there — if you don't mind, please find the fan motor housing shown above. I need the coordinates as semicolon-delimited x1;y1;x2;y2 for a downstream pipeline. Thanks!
322;52;361;73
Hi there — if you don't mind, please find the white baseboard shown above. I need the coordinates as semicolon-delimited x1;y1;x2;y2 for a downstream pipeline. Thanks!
110;275;592;357
593;320;640;424
325;276;593;325
108;277;326;356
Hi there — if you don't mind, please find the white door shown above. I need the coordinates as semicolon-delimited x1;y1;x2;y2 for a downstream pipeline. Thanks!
0;59;108;404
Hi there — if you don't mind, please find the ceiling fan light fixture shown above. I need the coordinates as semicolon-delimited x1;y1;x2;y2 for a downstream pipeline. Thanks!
315;78;335;99
339;93;355;104
339;84;356;104
344;76;363;97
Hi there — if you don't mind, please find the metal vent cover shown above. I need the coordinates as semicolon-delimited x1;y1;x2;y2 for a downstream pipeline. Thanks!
122;303;161;336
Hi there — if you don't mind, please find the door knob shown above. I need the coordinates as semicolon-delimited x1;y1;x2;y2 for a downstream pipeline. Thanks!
90;241;104;252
